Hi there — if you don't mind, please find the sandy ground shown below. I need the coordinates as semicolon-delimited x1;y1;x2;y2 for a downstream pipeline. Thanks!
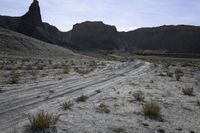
1;60;200;133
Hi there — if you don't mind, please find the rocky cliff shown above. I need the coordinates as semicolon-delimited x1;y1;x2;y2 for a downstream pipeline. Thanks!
0;0;200;54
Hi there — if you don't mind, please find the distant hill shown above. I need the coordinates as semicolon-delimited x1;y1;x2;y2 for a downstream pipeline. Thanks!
0;0;200;55
0;27;75;58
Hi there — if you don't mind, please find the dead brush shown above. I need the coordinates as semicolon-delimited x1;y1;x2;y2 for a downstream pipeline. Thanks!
62;101;74;110
76;95;89;102
175;68;184;81
197;101;200;106
133;91;145;101
96;103;110;113
28;111;57;131
63;65;70;74
143;101;161;118
0;88;3;93
182;87;194;96
8;71;20;84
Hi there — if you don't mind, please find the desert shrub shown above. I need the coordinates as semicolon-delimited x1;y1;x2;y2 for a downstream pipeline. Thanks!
175;68;184;81
76;95;89;102
36;65;44;70
74;67;91;75
167;71;173;78
62;101;73;110
28;111;57;131
25;65;33;70
133;91;145;101
49;90;55;94
96;103;110;113
30;69;39;77
63;65;70;74
95;89;101;93
0;64;4;70
143;101;161;118
197;101;200;106
8;71;20;84
182;87;194;96
0;88;3;93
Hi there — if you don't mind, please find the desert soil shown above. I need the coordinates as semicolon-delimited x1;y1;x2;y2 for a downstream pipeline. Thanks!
0;59;200;133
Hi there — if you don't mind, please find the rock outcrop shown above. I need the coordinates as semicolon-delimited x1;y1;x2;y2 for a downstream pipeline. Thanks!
17;0;43;35
69;21;119;50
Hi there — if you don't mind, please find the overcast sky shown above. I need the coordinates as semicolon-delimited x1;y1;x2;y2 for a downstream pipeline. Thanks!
0;0;200;31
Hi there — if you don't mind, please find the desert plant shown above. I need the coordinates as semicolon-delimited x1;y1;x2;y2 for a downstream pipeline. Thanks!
8;71;20;84
28;111;57;131
0;88;3;93
182;87;194;96
62;101;73;110
95;89;101;93
197;101;200;106
76;95;89;102
74;67;91;75
167;71;173;78
175;68;184;81
30;69;39;77
63;65;70;74
133;91;145;101
143;101;161;118
96;103;110;113
49;90;55;94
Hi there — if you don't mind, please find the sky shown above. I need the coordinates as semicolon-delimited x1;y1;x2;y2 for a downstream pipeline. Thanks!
0;0;200;31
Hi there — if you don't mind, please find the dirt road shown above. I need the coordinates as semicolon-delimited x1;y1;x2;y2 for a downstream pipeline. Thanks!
0;61;153;132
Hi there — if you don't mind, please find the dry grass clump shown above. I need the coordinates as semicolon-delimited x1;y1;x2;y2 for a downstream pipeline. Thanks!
175;68;184;81
133;91;145;101
74;67;92;75
0;88;3;93
96;103;110;113
62;101;74;110
30;69;39;77
182;87;194;96
8;71;20;84
197;101;200;106
76;95;89;102
28;111;57;131
143;101;161;118
63;65;70;74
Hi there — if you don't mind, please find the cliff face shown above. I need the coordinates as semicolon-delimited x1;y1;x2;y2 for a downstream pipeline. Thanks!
0;0;200;54
123;25;200;53
0;0;69;47
69;21;119;50
17;0;43;35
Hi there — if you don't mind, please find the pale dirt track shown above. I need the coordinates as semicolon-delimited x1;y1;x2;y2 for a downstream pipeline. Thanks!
0;61;153;132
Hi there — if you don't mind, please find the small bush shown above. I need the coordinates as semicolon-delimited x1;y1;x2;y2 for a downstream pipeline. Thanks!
63;65;70;74
182;87;194;96
133;91;145;101
197;101;200;106
95;89;101;93
167;71;173;78
175;68;184;81
8;71;20;84
143;101;161;118
49;90;55;94
76;95;89;102
28;111;56;131
62;101;73;110
0;88;3;93
30;69;39;77
74;67;91;75
96;103;110;113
